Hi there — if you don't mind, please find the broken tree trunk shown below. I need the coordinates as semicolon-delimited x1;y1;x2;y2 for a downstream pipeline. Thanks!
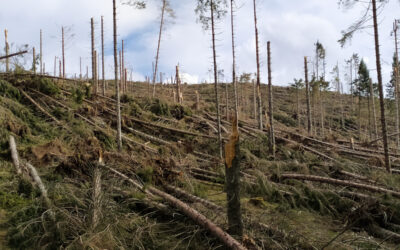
0;50;28;60
280;173;400;198
369;78;378;139
19;89;61;125
225;116;243;237
91;165;102;230
32;47;36;74
40;29;43;74
26;162;53;210
152;0;166;95
105;165;246;250
9;135;22;175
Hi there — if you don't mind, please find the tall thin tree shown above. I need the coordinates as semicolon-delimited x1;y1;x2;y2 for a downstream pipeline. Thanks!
113;0;122;150
40;29;43;74
253;0;262;129
101;16;106;96
62;27;65;78
91;18;96;94
305;57;312;135
5;29;9;72
267;41;275;158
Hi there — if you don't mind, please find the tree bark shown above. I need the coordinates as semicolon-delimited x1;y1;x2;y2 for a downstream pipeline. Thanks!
62;26;65;79
267;41;275;158
101;16;106;96
32;47;36;74
91;18;96;94
372;0;391;173
40;29;43;74
113;0;123;150
152;0;166;97
394;21;400;150
5;29;9;72
230;0;239;128
304;57;312;135
9;135;22;175
253;0;263;130
210;0;223;159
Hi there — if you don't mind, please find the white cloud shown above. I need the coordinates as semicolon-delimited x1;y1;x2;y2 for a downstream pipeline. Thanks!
0;0;400;90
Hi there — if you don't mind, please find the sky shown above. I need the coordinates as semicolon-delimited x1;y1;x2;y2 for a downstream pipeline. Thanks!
1;0;400;92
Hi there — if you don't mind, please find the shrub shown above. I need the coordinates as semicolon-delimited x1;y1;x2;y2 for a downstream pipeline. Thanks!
0;80;21;101
31;77;60;96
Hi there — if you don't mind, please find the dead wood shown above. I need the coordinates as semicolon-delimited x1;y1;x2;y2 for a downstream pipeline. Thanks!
19;89;62;125
104;165;246;250
280;173;400;198
0;50;28;60
9;135;22;175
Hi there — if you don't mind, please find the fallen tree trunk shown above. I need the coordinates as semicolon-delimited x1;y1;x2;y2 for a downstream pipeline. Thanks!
280;173;400;198
103;165;246;250
20;89;62;126
0;50;27;60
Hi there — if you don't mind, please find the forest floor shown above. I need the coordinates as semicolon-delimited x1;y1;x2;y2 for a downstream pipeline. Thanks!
0;74;400;249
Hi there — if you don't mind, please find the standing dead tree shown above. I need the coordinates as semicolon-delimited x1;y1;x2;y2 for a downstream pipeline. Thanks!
339;0;391;173
225;0;243;237
62;27;65;78
91;18;96;94
195;0;227;159
101;16;106;95
393;20;400;150
304;57;312;135
253;0;263;130
175;65;182;104
32;47;36;74
113;0;123;150
267;41;275;158
5;29;9;72
40;29;43;74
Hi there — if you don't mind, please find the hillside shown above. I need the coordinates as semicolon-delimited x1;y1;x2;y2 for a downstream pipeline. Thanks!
1;73;400;249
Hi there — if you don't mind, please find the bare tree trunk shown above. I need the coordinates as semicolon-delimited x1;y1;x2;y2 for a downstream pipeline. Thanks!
91;165;101;230
32;47;36;74
91;18;96;94
152;0;166;96
40;29;43;74
297;87;300;128
113;0;122;150
370;78;378;139
253;79;257;120
101;16;106;96
372;0;390;173
9;136;22;175
304;57;312;135
54;56;57;77
80;57;82;80
253;0;263;130
94;50;98;94
62;27;65;78
122;40;125;94
5;29;9;72
267;41;275;158
225;0;243;237
394;21;400;151
59;60;62;78
210;0;223;159
176;65;182;104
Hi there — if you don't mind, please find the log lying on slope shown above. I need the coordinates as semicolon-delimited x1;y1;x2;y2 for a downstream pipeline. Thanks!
104;165;246;250
280;173;400;198
9;135;22;175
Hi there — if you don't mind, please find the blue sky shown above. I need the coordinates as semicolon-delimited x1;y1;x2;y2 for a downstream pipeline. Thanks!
1;0;400;91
